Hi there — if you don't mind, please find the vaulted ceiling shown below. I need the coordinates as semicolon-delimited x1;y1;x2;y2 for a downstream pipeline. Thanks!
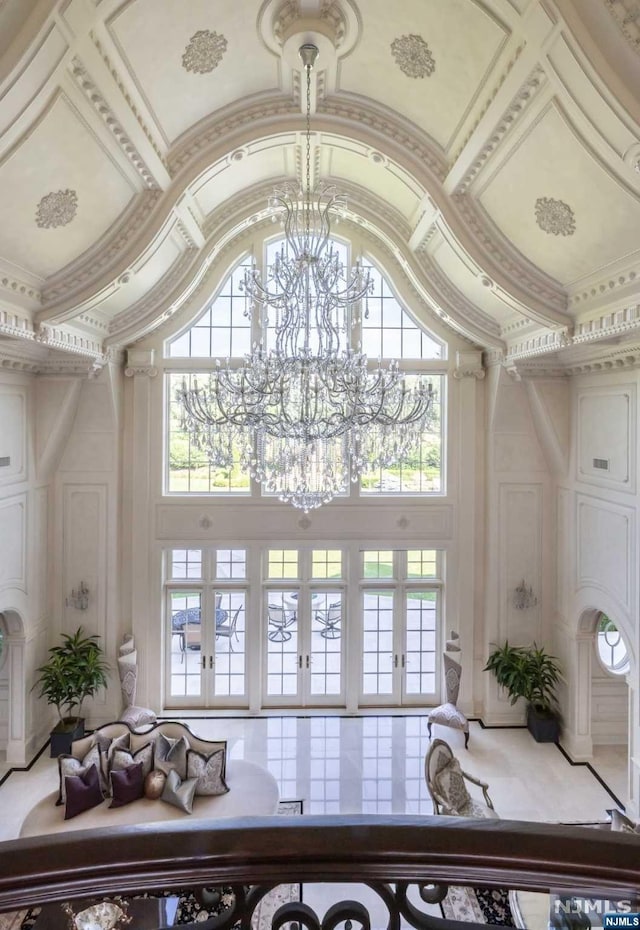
1;0;640;376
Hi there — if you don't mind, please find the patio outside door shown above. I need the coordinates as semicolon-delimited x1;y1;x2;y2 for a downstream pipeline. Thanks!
264;589;345;706
166;587;247;707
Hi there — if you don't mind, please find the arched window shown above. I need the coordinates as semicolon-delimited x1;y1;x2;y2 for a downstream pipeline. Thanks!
596;613;629;676
165;243;446;498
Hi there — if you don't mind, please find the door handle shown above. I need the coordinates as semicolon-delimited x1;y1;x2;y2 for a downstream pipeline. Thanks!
299;654;302;668
402;654;405;668
209;655;213;669
306;655;310;668
394;654;398;668
202;655;206;670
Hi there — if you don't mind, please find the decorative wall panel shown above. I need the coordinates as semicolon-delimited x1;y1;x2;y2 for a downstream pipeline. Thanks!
156;502;454;542
62;485;107;642
577;386;635;493
0;387;26;485
577;494;633;609
556;487;570;619
0;495;25;590
498;484;542;645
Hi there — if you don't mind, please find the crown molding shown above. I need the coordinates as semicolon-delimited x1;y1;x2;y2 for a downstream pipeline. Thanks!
39;189;163;311
69;56;161;191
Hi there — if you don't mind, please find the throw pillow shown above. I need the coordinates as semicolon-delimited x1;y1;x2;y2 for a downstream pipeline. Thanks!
186;748;229;797
161;769;198;814
144;769;167;800
433;757;472;815
64;764;104;820
110;762;144;808
155;734;188;780
111;743;154;782
610;809;640;833
57;744;104;806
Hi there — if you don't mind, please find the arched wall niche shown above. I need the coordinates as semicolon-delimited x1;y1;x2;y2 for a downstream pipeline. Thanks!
0;607;27;765
570;600;633;810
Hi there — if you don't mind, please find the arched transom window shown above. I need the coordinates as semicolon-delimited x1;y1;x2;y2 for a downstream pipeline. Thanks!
165;241;446;499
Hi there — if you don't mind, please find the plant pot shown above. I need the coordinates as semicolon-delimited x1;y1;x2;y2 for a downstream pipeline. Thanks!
527;705;560;743
50;717;85;757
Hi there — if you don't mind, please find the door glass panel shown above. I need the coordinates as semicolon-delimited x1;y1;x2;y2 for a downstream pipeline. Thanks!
170;549;202;579
310;592;342;695
405;591;437;695
362;590;394;694
266;590;298;696
169;591;202;698
213;591;246;696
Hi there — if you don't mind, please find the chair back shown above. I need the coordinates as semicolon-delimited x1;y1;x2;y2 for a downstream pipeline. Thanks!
424;738;454;813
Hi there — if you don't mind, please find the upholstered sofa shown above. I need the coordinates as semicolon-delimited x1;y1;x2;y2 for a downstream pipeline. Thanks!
20;720;279;837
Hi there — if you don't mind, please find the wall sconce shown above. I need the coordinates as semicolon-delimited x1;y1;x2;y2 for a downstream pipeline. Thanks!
66;581;89;610
513;579;537;610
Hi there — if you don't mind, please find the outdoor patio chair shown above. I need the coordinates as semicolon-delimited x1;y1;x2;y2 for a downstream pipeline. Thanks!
425;738;498;818
215;605;243;652
267;605;296;642
315;602;342;638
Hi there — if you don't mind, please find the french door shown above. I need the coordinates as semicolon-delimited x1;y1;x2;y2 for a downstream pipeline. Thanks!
166;587;248;707
263;589;345;706
360;588;438;705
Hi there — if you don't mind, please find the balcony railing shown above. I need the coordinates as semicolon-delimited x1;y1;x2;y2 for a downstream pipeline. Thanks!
1;814;638;929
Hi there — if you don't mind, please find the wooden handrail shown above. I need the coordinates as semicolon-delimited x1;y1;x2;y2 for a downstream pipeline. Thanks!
1;815;638;912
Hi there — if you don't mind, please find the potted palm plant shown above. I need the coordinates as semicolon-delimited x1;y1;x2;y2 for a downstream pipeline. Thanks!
484;641;562;742
33;627;110;756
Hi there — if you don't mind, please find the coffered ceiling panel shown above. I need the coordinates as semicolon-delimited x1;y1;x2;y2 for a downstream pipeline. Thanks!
323;141;423;222
107;0;279;146
339;0;508;152
192;137;292;218
478;103;640;287
0;0;40;61
0;92;137;279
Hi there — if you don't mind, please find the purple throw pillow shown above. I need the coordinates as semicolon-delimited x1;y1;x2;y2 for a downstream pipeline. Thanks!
109;762;144;808
64;764;103;820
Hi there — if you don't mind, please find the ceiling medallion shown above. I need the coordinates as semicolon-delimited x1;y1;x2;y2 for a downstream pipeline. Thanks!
534;197;576;237
35;189;78;229
390;34;435;79
182;30;228;73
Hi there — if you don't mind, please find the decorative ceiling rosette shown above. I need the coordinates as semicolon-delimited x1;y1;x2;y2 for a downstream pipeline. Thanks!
390;34;435;79
182;30;228;74
35;190;78;229
534;197;576;237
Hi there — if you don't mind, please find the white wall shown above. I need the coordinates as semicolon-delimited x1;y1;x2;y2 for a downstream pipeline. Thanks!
554;372;639;813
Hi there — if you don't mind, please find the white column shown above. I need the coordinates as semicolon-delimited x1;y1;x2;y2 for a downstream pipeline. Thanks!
124;351;157;709
6;637;25;764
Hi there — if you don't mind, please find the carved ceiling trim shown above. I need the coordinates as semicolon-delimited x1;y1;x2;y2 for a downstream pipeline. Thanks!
108;247;199;340
317;96;448;182
40;189;163;309
450;43;527;170
90;31;168;170
416;251;502;341
0;313;36;342
0;273;40;304
569;265;640;309
453;64;546;195
168;96;300;175
604;0;640;57
69;57;160;190
36;322;104;358
452;193;568;316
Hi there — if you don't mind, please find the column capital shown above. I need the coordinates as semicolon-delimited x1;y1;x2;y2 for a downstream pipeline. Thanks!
125;349;158;378
453;349;485;380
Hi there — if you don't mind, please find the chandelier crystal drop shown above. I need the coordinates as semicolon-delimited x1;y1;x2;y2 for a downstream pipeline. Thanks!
177;43;434;512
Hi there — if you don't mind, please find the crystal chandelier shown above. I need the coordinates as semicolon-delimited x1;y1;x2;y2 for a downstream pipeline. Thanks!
178;43;434;512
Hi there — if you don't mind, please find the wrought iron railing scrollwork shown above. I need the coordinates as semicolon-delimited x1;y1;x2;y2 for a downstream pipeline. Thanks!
1;815;639;930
